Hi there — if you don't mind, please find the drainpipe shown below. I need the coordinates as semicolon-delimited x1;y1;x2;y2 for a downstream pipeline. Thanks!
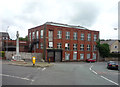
43;23;47;61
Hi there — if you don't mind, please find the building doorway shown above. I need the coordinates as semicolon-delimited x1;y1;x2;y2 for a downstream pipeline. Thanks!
47;49;62;62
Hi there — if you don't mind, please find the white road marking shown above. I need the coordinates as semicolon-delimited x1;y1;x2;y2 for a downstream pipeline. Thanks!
42;67;46;71
101;76;119;85
91;70;98;75
89;65;93;71
89;65;98;74
0;74;34;82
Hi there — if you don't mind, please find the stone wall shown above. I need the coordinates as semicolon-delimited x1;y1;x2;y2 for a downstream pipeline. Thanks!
5;51;43;61
105;57;119;61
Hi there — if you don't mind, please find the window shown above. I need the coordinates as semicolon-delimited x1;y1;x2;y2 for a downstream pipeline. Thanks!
40;30;43;38
36;43;39;49
36;31;39;39
57;43;62;49
49;42;53;48
93;45;96;51
65;53;70;60
65;43;70;50
73;44;77;51
94;34;97;41
114;45;118;49
40;43;43;49
87;34;91;41
73;52;77;60
80;54;84;60
87;44;91;51
66;32;70;40
32;32;35;39
80;44;84;51
87;54;90;59
29;32;31;41
73;32;77;40
81;33;84;40
49;30;53;41
93;53;96;59
57;31;62;39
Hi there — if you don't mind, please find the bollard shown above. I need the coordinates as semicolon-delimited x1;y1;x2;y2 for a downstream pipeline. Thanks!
48;58;50;63
32;57;36;66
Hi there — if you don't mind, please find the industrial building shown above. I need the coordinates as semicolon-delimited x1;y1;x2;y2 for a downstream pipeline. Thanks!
28;22;99;62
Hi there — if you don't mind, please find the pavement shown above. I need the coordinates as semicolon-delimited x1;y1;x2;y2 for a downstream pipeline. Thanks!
2;60;54;67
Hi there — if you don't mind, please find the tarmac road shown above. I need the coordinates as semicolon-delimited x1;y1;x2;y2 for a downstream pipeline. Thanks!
1;61;119;86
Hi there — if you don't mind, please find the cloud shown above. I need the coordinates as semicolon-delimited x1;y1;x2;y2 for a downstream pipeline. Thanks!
1;0;119;39
68;1;101;27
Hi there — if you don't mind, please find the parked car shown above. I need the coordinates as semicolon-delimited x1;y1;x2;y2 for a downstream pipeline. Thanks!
107;61;119;70
86;59;96;63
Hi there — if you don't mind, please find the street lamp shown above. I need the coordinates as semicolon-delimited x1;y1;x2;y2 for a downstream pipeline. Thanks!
6;26;9;52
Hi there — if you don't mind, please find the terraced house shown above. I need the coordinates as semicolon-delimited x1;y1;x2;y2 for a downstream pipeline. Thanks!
28;22;99;62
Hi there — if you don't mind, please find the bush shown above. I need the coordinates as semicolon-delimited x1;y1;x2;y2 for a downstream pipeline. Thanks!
0;51;5;57
109;53;120;58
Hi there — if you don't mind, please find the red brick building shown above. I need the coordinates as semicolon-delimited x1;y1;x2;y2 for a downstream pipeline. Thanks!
3;40;28;52
28;22;99;62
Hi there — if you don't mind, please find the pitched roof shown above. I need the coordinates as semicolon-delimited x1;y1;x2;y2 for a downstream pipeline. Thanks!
100;40;118;45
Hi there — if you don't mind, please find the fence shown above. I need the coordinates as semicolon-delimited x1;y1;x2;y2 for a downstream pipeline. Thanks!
5;51;43;62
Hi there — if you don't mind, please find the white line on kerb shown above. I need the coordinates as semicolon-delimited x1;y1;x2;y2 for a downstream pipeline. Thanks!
101;76;119;85
0;74;34;82
42;67;46;71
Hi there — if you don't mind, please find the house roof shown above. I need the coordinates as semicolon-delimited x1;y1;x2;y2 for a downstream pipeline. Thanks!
0;32;10;38
100;40;118;45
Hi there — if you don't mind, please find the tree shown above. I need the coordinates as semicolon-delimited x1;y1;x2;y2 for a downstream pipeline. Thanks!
19;35;28;41
97;41;110;58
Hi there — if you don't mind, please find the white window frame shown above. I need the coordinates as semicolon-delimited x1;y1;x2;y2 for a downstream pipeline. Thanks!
65;43;70;50
29;32;31;41
80;54;84;60
87;54;90;59
73;32;77;40
93;53;96;59
87;44;91;51
114;45;118;49
49;42;53;48
66;32;70;40
40;43;43;49
57;43;62;49
80;44;84;51
40;30;43;38
65;53;70;60
36;31;39;39
73;52;77;60
73;44;77;51
94;34;97;41
81;33;84;40
87;34;91;41
57;31;62;39
32;32;35;39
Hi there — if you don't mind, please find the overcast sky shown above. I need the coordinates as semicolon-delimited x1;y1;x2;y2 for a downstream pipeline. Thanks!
0;0;119;40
